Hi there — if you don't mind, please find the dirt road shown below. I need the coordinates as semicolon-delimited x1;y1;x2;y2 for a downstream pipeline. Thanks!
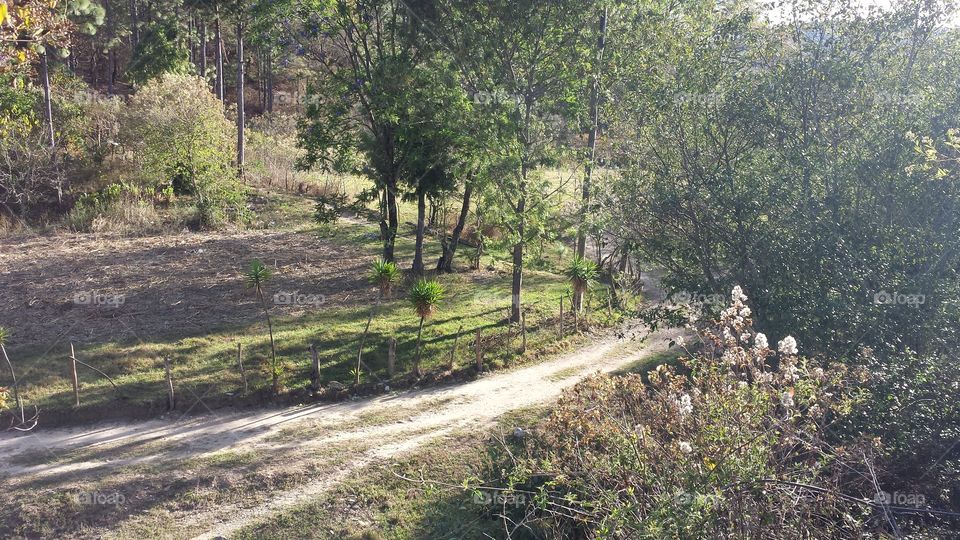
0;316;675;539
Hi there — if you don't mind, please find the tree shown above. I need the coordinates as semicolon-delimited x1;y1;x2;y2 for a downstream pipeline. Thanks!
425;0;594;322
245;259;280;394
353;259;400;385
573;6;608;311
408;279;443;377
126;17;191;85
295;0;440;263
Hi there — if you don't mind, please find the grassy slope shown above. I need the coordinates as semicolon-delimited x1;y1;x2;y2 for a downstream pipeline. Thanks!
11;188;627;424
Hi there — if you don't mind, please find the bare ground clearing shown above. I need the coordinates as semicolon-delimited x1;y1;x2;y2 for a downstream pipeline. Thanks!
0;224;379;354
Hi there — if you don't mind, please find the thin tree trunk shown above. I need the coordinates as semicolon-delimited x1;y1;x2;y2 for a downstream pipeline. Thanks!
356;295;382;385
130;0;140;48
199;21;207;78
236;18;245;178
511;239;523;323
412;189;426;275
40;54;55;149
438;179;472;273
383;185;399;263
574;8;607;313
215;14;224;100
266;49;274;112
258;293;277;393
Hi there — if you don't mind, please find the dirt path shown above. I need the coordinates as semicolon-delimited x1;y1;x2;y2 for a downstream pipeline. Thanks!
0;315;676;539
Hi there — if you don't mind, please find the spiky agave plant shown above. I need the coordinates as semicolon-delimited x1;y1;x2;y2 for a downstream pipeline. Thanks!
369;259;400;299
354;260;402;385
408;279;445;377
566;256;599;312
245;260;280;394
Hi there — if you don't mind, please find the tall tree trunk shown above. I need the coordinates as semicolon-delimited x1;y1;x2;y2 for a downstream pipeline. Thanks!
236;18;245;178
574;8;607;312
266;49;273;112
40;54;55;149
106;0;115;95
412;189;426;275
215;13;224;100
130;0;140;48
188;17;195;65
199;21;207;78
511;170;527;323
437;179;472;273
383;184;399;263
511;237;523;323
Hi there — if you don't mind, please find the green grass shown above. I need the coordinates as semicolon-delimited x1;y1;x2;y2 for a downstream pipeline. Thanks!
233;407;551;540
11;186;629;424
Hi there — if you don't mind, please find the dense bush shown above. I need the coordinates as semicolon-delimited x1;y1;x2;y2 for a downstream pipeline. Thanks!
489;288;958;538
120;73;247;227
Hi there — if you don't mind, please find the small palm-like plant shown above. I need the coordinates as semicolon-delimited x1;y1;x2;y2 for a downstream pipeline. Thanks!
245;260;280;394
409;279;445;377
369;259;400;299
566;256;599;312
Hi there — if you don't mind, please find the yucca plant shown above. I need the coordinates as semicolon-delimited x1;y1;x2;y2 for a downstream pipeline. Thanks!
368;259;400;299
566;256;599;312
409;279;445;377
354;260;401;385
245;260;280;394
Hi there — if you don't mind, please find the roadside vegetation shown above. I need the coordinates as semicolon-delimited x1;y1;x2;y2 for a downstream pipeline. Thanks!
2;0;960;537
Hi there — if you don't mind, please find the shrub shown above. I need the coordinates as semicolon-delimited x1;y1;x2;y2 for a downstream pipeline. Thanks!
493;287;886;538
314;191;349;225
120;74;247;228
368;259;400;298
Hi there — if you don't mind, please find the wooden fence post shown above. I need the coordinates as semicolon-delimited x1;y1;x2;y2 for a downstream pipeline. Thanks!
474;329;483;372
573;296;579;332
310;343;321;391
388;337;397;377
163;357;175;411
520;311;527;354
559;296;564;338
237;343;248;395
69;342;80;407
449;325;463;370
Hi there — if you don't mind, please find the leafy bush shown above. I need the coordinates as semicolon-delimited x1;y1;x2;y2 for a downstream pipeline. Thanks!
120;74;247;228
313;191;349;224
491;287;894;538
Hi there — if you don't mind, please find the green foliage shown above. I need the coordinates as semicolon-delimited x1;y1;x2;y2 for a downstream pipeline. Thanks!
494;288;872;538
126;19;192;86
121;74;247;228
564;256;598;294
313;192;348;225
245;259;272;293
0;326;8;345
368;260;400;298
408;279;445;320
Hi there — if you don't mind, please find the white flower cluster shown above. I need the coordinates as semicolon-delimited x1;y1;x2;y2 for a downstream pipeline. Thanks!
778;336;798;356
677;394;693;416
